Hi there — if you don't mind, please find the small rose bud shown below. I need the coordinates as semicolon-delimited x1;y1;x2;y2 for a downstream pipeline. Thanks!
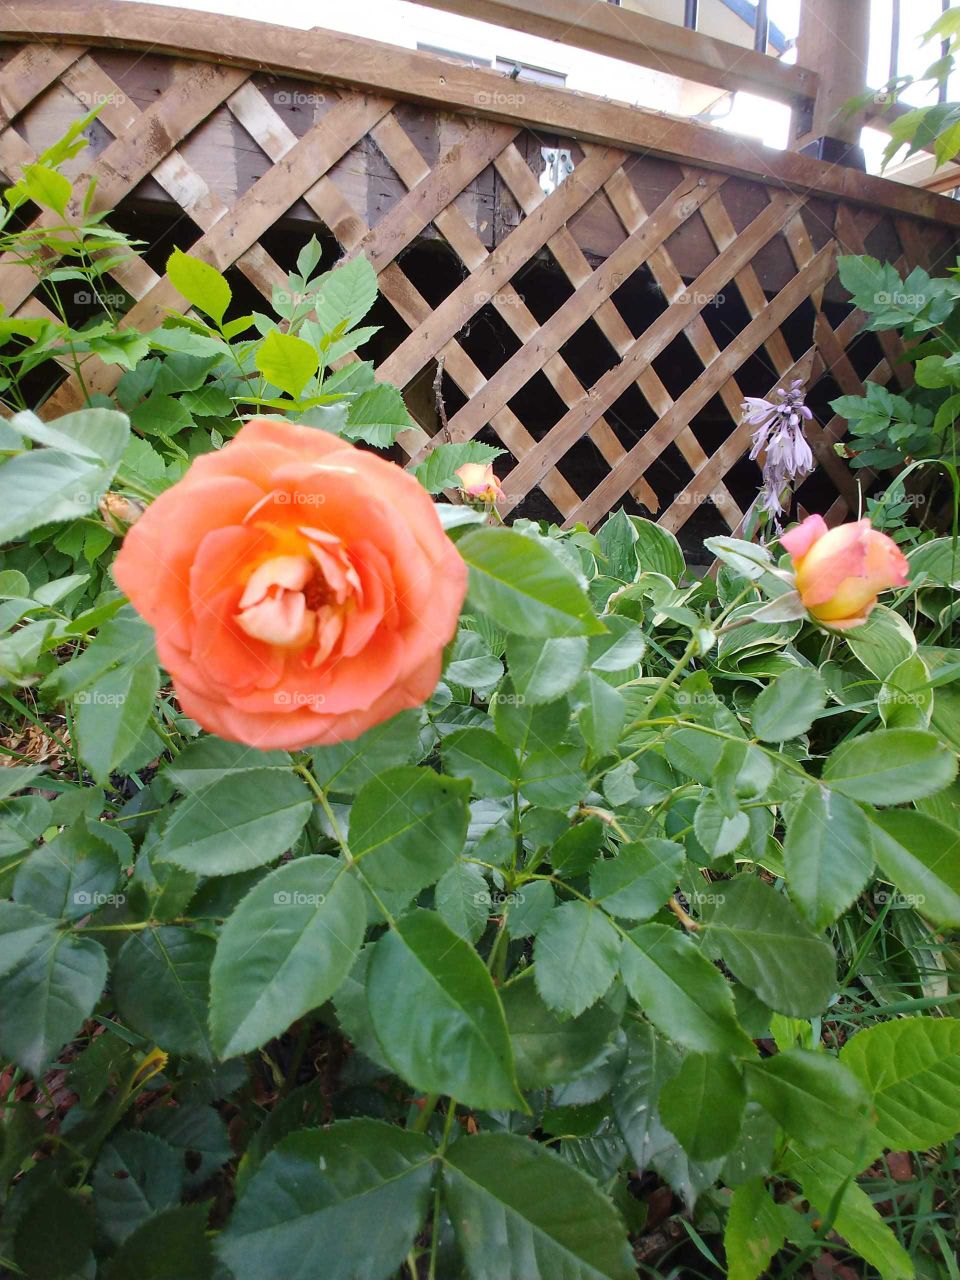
455;462;505;504
781;514;909;629
99;492;145;534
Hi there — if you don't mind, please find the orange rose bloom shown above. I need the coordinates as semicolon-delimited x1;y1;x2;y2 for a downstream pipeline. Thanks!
781;514;909;629
113;419;467;749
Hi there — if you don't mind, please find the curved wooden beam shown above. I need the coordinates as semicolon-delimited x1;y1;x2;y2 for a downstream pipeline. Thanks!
1;0;959;226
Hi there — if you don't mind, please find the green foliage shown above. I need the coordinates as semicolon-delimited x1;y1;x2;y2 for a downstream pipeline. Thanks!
2;150;960;1274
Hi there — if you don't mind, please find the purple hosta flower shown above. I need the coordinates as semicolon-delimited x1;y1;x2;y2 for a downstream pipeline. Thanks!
743;380;814;523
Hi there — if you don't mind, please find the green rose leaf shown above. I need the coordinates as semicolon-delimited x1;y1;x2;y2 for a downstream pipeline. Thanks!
210;855;366;1058
158;769;313;875
367;909;524;1111
822;728;957;806
750;667;827;741
217;1120;434;1280
703;877;836;1018
458;527;605;637
443;1132;635;1280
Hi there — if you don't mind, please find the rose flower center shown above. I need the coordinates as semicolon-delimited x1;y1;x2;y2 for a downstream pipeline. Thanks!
234;525;362;668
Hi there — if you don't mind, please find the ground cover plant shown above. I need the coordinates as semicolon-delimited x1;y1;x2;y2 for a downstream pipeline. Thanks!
1;123;960;1280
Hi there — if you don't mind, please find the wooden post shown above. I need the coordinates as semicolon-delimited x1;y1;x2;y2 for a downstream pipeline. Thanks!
793;0;870;167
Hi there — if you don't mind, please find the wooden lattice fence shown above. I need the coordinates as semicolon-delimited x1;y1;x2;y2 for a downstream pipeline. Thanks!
2;2;960;541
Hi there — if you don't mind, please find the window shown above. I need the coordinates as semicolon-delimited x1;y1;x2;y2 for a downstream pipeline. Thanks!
416;44;491;71
493;57;567;87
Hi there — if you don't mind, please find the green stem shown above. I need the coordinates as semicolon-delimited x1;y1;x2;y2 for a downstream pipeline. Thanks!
428;1101;458;1280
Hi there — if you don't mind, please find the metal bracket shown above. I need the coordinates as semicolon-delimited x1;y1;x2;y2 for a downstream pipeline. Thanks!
539;147;574;195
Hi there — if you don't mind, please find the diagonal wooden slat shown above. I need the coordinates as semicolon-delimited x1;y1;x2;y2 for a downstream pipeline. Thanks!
0;42;85;130
431;170;728;462
225;85;585;517
0;59;251;313
380;145;631;391
569;243;837;527
501;190;808;518
371;116;658;512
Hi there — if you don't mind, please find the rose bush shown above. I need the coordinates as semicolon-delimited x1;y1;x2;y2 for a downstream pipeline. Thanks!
113;418;467;749
2;231;960;1280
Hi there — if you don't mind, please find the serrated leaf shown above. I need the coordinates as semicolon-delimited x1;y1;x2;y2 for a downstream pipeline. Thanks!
750;667;826;741
210;855;365;1057
783;785;875;928
166;248;231;324
703;877;836;1018
459;527;605;637
113;926;215;1060
217;1120;434;1280
534;902;621;1017
744;1050;870;1148
823;728;956;806
367;909;524;1110
443;1132;635;1280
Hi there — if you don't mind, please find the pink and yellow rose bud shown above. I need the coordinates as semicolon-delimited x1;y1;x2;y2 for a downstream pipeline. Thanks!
455;462;505;505
781;514;909;629
99;492;145;535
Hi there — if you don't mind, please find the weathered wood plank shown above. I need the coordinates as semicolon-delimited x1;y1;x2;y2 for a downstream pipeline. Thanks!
3;4;958;227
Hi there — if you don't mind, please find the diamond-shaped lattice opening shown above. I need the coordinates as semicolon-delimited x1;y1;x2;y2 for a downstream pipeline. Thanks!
645;440;694;512
779;296;820;364
108;199;204;280
608;263;670;341
501;452;565;526
506;369;567;444
794;456;851;515
688;393;738;458
697;280;754;355
714;180;771;235
604;384;659;451
259;221;340;274
716;450;764;515
555;322;622;393
511;255;576;327
805;373;843;431
458;303;524;380
841;326;887;385
651;332;704;403
400;237;469;310
796;201;837;254
661;209;717;286
863;217;903;265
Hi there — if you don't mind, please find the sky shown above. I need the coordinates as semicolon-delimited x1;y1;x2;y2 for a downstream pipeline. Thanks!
112;0;957;171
